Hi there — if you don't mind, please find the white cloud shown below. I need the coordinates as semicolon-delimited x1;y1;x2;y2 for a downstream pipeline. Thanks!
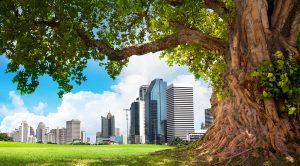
33;102;47;115
0;91;27;116
0;53;211;142
9;91;25;108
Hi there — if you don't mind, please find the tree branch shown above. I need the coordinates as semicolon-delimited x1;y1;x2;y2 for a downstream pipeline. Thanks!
287;2;300;47
76;26;228;61
271;0;296;32
32;18;60;28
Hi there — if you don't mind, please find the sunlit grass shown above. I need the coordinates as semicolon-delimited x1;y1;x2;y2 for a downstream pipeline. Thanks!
0;141;176;165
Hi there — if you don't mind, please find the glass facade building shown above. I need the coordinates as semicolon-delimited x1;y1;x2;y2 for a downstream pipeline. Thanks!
145;79;167;144
130;101;140;136
101;112;115;138
205;108;213;127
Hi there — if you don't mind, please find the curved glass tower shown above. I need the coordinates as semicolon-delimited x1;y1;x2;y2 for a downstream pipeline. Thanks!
145;79;167;144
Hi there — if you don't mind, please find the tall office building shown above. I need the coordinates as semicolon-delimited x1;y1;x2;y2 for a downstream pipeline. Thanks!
205;108;213;127
11;128;20;142
48;130;55;143
48;128;59;144
28;135;36;143
81;131;87;143
167;83;194;142
145;79;167;144
19;121;30;142
139;85;149;101
130;100;139;143
36;122;47;143
129;98;146;144
59;128;67;144
96;131;102;144
66;119;81;144
101;112;115;138
30;127;35;136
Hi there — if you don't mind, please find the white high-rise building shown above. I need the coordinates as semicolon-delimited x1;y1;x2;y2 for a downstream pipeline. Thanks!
139;100;146;144
167;83;194;142
48;129;59;143
59;128;67;144
28;135;37;143
81;131;87;143
66;119;81;144
11;128;20;142
19;121;30;142
36;122;47;143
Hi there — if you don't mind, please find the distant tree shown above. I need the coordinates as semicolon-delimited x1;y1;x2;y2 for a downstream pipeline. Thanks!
0;133;13;141
169;137;190;147
0;0;299;162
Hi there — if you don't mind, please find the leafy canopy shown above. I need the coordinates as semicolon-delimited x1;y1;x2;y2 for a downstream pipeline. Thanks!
0;0;229;97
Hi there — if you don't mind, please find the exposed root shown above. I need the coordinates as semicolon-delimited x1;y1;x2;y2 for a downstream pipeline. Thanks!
212;148;253;166
190;93;300;164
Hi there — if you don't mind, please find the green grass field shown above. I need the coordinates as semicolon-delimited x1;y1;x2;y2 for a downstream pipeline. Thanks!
0;141;178;166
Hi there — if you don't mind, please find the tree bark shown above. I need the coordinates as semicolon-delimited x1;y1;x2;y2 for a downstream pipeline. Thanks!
195;0;300;162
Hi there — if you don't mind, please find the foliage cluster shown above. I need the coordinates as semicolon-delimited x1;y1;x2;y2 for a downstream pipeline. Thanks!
0;133;13;141
168;137;190;147
0;0;228;97
71;142;91;145
161;45;226;98
252;51;300;115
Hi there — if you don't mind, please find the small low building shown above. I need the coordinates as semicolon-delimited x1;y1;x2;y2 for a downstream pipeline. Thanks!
186;129;207;142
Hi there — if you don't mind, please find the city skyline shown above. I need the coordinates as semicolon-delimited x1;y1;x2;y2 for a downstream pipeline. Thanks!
6;79;210;144
0;53;212;142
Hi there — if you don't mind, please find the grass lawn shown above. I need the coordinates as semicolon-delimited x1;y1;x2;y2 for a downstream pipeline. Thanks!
0;141;178;166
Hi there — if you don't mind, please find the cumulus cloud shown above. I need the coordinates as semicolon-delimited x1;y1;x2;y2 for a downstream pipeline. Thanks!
0;53;211;142
33;102;47;115
0;91;27;116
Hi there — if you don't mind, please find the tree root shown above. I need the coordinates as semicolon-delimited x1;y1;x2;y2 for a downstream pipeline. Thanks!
212;148;253;166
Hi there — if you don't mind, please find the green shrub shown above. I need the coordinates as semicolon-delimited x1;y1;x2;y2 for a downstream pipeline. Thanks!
252;51;300;115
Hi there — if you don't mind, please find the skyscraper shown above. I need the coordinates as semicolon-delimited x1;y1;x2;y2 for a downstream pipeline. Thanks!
130;98;146;144
48;128;59;144
30;127;35;136
58;128;67;144
139;85;149;101
101;112;115;138
167;83;194;142
81;131;87;143
96;131;102;144
11;128;20;142
19;121;30;142
66;119;81;144
145;79;167;144
205;108;213;127
36;122;47;143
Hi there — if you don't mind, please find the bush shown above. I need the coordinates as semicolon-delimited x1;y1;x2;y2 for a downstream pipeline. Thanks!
169;137;190;147
71;142;91;145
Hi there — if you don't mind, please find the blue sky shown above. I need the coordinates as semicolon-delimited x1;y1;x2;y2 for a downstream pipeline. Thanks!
0;55;116;117
0;53;211;141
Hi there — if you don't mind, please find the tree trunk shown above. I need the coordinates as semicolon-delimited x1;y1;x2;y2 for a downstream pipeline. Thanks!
197;0;300;162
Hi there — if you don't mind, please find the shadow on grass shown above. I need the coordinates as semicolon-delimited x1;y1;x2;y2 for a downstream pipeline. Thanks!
1;146;299;166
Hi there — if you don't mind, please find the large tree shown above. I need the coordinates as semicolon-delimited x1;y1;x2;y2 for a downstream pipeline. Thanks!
0;0;300;162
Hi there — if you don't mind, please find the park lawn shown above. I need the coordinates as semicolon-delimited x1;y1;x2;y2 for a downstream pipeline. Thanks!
0;141;179;166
